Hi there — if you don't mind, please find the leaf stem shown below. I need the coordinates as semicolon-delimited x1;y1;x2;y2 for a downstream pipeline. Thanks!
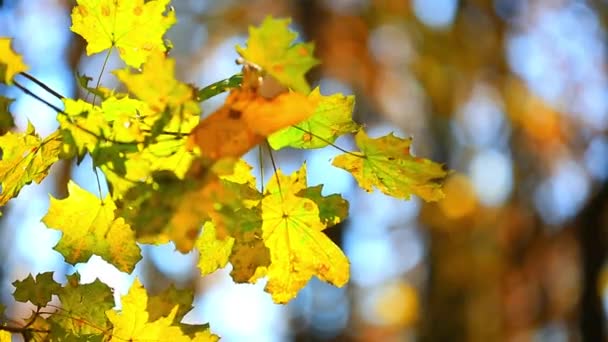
93;166;104;201
265;140;283;201
291;125;365;158
90;47;113;104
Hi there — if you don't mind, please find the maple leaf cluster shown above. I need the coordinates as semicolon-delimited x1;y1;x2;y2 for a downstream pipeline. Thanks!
0;0;448;340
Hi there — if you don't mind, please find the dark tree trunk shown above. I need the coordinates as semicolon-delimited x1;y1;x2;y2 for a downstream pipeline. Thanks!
577;184;608;342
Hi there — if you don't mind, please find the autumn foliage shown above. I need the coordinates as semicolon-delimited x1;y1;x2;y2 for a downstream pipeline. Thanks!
0;0;446;340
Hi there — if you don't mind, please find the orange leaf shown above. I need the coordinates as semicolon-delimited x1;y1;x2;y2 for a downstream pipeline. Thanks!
188;85;317;160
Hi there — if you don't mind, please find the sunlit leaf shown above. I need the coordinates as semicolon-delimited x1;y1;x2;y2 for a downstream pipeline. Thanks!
0;124;63;206
114;50;200;120
196;221;234;276
269;88;358;149
12;272;61;307
333;129;448;201
42;181;142;273
236;17;319;93
106;278;217;341
260;164;349;303
70;0;176;67
59;98;114;156
0;37;28;84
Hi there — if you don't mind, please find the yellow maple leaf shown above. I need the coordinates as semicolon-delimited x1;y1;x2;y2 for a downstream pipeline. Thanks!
0;37;28;84
114;51;200;117
107;278;218;341
42;181;141;273
0;124;63;206
236;16;319;93
71;0;176;67
261;164;349;303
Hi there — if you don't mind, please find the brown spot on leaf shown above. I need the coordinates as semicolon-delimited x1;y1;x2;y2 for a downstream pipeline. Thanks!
228;109;242;119
101;5;111;16
272;64;284;74
303;201;314;211
77;6;88;16
133;6;143;16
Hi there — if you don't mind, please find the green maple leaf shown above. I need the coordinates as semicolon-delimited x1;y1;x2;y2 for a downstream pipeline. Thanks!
0;124;63;206
196;74;243;101
147;284;194;323
268;88;358;149
49;273;114;337
12;272;61;307
332;129;448;201
42;181;142;273
236;16;319;94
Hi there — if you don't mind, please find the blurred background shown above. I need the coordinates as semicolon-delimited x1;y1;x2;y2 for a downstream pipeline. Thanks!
2;0;608;341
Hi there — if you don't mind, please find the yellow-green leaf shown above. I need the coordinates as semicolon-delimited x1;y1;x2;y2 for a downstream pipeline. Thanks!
296;185;349;228
0;126;63;206
51;273;114;336
114;50;200;119
0;37;28;84
70;0;176;67
268;88;358;149
332;129;448;201
213;203;270;283
236;16;319;94
196;221;234;276
42;181;142;273
261;164;349;303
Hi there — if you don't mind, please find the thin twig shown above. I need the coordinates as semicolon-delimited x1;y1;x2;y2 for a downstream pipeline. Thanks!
13;80;65;114
18;72;65;100
291;125;365;158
